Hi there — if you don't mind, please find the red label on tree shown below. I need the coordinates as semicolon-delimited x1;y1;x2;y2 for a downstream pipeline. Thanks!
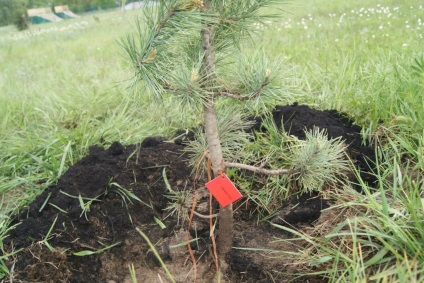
205;173;242;208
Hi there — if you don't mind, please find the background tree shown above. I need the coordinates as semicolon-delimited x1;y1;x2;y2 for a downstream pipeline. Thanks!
0;0;27;27
0;0;119;27
14;11;30;31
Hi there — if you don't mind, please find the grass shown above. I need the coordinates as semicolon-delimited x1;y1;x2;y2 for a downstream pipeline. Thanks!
136;227;176;283
273;159;424;282
0;9;196;215
0;0;423;281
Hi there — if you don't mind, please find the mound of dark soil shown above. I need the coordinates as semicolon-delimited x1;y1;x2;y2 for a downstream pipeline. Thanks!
252;103;375;185
3;104;375;283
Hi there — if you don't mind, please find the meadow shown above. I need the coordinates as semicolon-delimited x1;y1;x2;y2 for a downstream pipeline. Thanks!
0;0;423;281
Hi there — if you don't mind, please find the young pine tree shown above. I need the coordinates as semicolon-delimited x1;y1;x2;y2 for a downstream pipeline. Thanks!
121;0;348;272
122;0;288;254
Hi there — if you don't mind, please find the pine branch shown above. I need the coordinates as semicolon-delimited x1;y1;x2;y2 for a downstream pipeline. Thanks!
138;5;176;67
219;75;270;100
156;7;175;32
250;75;270;97
218;91;248;100
225;161;299;175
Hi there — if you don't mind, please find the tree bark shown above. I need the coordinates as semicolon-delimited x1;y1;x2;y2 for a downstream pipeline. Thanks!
201;12;234;258
204;103;234;256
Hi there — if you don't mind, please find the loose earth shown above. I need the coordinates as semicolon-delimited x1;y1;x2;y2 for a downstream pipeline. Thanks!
3;104;375;283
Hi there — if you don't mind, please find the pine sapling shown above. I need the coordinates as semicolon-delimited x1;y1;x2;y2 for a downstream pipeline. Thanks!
121;0;348;273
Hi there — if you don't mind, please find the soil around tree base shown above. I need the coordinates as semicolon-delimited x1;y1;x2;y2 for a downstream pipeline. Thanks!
3;104;375;283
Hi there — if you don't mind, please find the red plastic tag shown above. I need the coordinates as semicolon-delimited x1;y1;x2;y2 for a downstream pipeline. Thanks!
205;173;242;208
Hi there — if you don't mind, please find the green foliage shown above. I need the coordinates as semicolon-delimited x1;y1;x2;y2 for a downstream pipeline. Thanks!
120;0;290;107
27;0;51;8
0;0;27;27
119;1;207;100
221;50;297;114
163;167;192;226
249;118;348;194
411;56;424;81
0;0;118;27
292;128;348;193
210;0;287;53
273;161;424;282
235;117;348;215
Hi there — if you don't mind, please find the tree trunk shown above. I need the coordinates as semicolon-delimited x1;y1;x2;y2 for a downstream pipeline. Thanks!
201;13;234;259
204;103;234;257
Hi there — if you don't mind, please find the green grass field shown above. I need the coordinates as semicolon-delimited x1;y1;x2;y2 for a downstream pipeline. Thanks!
1;0;423;281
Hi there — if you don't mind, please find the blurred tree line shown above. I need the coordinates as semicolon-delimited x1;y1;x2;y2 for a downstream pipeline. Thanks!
0;0;139;27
